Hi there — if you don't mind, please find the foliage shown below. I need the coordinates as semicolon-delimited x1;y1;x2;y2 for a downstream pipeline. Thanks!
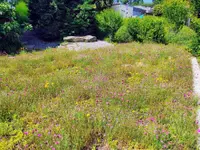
15;1;29;23
122;0;129;4
127;16;166;43
29;0;96;41
190;37;200;56
127;18;140;41
0;43;197;149
0;1;16;19
153;0;163;5
163;0;189;30
96;9;123;41
131;0;144;5
94;0;113;11
0;2;21;54
191;17;200;34
153;4;163;16
1;21;20;34
191;0;200;17
190;17;200;56
139;16;166;43
0;115;24;149
114;24;132;43
166;26;197;48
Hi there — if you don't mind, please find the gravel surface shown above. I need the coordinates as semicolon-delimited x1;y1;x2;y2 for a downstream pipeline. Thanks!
59;41;113;51
21;31;112;51
20;30;60;50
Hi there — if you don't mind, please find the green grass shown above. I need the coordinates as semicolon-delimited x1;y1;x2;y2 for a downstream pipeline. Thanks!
0;43;198;149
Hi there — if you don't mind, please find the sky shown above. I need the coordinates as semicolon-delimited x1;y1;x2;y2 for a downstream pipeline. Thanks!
143;0;153;3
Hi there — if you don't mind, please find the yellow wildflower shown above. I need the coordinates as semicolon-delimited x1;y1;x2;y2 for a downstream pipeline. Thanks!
86;114;90;117
44;82;49;88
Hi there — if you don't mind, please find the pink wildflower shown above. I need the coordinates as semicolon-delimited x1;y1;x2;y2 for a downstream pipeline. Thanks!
55;141;60;145
24;131;28;135
197;129;200;133
149;117;155;122
38;134;42;137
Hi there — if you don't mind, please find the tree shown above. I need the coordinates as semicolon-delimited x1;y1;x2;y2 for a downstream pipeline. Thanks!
93;0;113;11
0;2;21;54
29;0;96;41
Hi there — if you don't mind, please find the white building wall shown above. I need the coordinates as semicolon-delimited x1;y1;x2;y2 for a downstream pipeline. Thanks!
112;5;133;18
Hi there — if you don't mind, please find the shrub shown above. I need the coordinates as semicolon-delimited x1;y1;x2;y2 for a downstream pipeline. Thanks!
191;17;200;34
166;26;197;47
153;4;163;16
114;25;132;43
190;17;200;56
163;0;189;31
127;16;166;43
190;37;200;56
127;18;140;41
96;9;123;41
15;1;29;23
191;0;200;17
0;2;21;54
154;0;164;5
139;16;166;43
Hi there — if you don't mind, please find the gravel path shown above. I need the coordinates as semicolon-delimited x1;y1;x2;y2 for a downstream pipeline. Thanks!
20;30;60;50
59;41;113;51
191;57;200;146
21;31;113;51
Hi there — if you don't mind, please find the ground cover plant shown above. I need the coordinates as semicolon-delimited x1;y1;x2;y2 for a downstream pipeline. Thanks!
0;43;197;149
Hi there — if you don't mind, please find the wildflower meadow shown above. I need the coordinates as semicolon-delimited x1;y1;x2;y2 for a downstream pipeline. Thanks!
0;43;198;149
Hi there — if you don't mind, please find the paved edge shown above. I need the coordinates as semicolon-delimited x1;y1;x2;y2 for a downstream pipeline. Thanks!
191;57;200;148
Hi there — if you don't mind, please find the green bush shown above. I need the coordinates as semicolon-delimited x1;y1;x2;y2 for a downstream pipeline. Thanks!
139;16;166;43
190;37;200;56
163;0;189;30
190;17;200;56
154;0;164;5
127;16;166;43
191;0;200;17
96;9;123;41
0;2;21;54
166;26;197;47
153;4;163;16
114;25;132;43
191;17;200;34
15;1;29;23
127;18;140;41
